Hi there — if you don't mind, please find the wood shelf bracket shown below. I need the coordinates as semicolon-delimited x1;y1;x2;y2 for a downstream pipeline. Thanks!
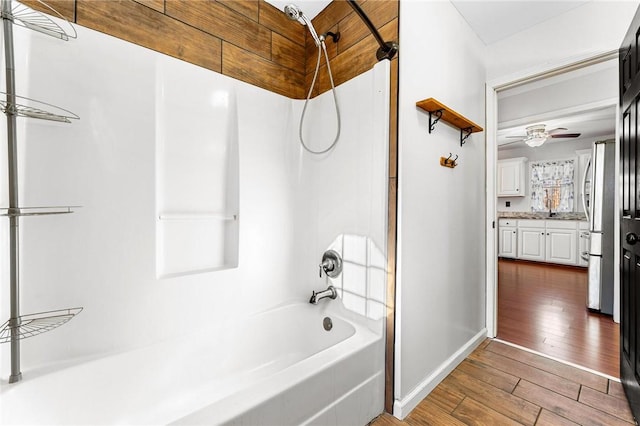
416;97;483;147
461;127;473;146
429;109;444;133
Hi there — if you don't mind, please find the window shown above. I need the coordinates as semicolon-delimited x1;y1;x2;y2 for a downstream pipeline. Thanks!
530;159;575;213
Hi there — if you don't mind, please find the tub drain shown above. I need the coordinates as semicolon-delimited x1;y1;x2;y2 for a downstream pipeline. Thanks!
323;317;333;331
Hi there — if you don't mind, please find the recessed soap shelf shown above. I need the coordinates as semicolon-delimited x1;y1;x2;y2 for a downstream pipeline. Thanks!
3;0;76;40
0;92;79;123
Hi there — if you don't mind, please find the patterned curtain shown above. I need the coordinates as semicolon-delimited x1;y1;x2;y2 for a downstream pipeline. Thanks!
530;159;575;212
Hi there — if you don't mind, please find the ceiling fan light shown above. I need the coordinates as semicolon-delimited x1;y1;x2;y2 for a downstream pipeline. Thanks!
525;135;547;147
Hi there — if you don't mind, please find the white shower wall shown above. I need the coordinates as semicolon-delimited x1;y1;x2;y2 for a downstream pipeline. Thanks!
291;62;390;319
0;21;389;380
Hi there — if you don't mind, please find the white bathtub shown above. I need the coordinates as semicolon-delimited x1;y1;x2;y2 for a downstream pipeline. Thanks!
0;301;384;425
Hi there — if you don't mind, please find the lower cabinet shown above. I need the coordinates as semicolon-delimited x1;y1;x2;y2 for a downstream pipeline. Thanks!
518;226;545;262
545;224;577;265
500;218;586;267
498;220;517;258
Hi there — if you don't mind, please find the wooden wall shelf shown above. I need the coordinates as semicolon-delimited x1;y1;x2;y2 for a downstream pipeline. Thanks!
416;97;483;146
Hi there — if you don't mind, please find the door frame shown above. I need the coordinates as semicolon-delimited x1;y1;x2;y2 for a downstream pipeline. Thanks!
485;50;620;337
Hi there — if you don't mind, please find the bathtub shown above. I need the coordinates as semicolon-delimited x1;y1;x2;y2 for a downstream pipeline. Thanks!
0;301;384;425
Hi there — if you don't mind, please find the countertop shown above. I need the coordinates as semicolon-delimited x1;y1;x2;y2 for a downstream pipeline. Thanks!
498;211;587;221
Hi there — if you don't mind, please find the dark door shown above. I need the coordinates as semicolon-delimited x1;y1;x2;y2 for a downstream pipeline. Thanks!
621;5;640;421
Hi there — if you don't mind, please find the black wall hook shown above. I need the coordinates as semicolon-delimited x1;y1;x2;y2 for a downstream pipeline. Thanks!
322;31;340;43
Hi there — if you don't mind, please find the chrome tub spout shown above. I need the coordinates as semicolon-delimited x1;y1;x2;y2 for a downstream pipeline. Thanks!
309;286;337;305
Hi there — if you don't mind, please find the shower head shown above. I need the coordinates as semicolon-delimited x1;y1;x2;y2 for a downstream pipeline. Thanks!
284;4;302;21
283;4;321;47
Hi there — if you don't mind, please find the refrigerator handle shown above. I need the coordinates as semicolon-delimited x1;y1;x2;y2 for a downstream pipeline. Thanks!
582;157;591;224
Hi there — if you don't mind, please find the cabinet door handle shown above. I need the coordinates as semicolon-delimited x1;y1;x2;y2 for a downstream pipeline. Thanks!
513;231;516;234
547;233;550;236
541;232;544;235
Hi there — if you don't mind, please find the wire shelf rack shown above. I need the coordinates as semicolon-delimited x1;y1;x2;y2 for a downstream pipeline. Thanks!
0;0;82;382
0;206;77;217
0;307;82;343
4;0;76;40
0;92;79;122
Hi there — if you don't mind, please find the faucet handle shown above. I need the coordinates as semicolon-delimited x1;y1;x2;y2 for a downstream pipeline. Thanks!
319;250;342;278
319;258;335;277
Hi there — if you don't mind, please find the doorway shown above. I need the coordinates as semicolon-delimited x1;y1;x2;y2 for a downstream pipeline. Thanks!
487;51;621;378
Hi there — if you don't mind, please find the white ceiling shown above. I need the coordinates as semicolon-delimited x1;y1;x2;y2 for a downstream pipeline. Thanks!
449;1;589;45
265;0;330;18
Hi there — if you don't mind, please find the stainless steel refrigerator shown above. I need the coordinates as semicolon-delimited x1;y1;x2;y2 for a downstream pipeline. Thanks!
582;140;615;315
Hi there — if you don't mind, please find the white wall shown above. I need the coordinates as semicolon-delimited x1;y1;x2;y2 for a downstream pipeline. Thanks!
395;0;487;418
0;19;389;396
497;59;618;125
486;1;639;81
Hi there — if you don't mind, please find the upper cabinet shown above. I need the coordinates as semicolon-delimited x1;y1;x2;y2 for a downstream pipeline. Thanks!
497;157;527;197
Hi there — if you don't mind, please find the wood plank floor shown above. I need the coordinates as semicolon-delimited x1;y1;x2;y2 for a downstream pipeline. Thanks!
371;339;634;426
497;258;619;378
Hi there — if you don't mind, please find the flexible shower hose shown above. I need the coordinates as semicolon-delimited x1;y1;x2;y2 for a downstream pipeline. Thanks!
299;39;341;154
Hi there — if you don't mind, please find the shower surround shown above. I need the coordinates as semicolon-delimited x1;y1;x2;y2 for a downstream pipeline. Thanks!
0;13;389;425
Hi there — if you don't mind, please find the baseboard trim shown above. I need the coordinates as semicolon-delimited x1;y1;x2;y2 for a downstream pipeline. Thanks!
392;328;487;419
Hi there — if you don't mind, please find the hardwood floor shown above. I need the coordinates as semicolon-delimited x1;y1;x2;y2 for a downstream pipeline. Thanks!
497;258;619;378
371;339;633;426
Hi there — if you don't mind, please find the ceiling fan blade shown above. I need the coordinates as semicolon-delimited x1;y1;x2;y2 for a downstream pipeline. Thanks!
547;127;568;135
505;135;527;139
499;140;523;146
550;133;581;138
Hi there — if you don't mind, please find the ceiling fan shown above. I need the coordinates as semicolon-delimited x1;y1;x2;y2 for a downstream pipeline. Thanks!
503;123;581;147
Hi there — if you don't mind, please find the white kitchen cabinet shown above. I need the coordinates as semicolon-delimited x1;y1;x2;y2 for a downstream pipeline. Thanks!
498;219;517;258
497;157;527;197
502;219;587;267
518;227;546;261
545;221;577;265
